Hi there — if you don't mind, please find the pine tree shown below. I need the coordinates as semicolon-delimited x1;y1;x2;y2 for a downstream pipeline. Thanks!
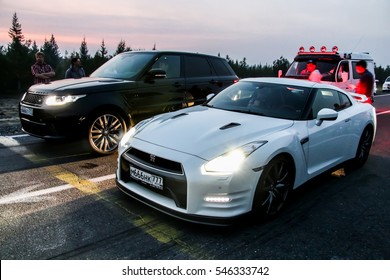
41;34;61;70
8;12;24;45
98;39;108;58
6;12;30;93
115;39;131;56
80;37;90;62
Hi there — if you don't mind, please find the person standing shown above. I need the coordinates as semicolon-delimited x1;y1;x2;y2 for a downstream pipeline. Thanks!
355;60;374;103
31;51;55;84
65;57;86;79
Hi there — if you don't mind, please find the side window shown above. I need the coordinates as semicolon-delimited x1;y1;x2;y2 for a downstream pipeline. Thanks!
184;56;212;77
208;58;232;76
338;91;352;110
310;89;341;118
352;61;361;79
337;61;350;82
150;55;181;78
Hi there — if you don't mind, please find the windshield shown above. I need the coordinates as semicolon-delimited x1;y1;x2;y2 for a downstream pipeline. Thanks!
286;60;338;81
90;53;155;79
207;81;311;120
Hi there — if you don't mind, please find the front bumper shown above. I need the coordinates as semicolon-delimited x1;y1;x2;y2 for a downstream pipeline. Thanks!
116;139;262;225
19;103;85;139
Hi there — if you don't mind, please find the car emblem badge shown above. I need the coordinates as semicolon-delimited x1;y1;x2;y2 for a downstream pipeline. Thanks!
150;154;156;163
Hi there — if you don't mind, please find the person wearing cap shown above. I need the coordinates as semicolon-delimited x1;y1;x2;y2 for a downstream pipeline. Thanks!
301;60;322;82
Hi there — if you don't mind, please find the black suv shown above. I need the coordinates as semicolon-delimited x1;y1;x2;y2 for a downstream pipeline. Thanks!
19;51;238;154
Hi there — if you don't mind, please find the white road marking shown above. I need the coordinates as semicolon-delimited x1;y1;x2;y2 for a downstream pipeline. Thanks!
376;110;390;116
0;174;115;205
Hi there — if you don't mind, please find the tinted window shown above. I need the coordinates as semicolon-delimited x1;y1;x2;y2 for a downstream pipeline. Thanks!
338;92;352;110
310;89;348;118
184;56;212;77
209;58;233;76
207;81;310;120
150;55;181;78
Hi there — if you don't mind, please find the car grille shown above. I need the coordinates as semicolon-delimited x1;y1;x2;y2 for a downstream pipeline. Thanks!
126;148;183;174
119;147;187;209
22;92;48;106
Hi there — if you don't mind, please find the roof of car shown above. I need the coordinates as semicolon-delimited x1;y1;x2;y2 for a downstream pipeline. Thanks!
120;50;223;59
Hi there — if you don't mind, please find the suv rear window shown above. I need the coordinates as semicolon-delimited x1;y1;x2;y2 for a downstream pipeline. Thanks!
184;56;212;77
209;57;234;76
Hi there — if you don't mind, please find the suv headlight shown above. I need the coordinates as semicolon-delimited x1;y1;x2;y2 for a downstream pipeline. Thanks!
203;141;267;174
45;94;86;106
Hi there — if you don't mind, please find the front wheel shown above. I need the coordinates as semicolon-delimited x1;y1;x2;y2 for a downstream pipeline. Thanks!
252;155;294;220
87;112;127;155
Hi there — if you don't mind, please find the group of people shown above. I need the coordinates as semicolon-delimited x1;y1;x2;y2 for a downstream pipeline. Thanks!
30;51;85;84
301;59;374;103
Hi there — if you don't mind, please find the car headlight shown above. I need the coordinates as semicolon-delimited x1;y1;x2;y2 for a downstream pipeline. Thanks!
203;141;267;174
45;94;86;106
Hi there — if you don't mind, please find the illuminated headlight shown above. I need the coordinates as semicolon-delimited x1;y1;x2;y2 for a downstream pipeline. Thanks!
45;94;86;106
203;141;267;174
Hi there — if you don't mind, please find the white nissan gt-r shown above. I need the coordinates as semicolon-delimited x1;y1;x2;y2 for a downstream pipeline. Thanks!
116;78;376;225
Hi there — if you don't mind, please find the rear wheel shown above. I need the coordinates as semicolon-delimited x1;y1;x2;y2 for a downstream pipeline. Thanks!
252;155;294;219
350;127;373;168
87;111;127;155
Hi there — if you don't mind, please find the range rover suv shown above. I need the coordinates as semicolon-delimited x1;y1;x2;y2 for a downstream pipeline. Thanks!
19;51;238;155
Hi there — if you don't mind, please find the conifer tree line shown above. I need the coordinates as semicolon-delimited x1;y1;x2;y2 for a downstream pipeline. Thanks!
1;13;389;96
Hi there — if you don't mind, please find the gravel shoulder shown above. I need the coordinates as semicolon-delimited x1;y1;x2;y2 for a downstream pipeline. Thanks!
0;96;23;136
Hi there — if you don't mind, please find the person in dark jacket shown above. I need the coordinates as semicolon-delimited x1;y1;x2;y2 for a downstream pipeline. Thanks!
355;60;374;103
65;57;85;79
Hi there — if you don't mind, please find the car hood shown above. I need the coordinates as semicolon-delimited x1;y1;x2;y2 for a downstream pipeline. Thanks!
28;77;135;93
134;106;294;160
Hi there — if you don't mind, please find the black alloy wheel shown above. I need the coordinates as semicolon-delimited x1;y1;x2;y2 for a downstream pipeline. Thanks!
252;155;294;219
352;127;374;168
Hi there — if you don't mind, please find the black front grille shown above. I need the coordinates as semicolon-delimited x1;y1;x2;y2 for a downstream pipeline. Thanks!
22;92;48;106
126;147;183;174
119;147;187;209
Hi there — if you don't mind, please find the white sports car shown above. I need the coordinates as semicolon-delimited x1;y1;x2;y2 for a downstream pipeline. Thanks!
116;78;376;225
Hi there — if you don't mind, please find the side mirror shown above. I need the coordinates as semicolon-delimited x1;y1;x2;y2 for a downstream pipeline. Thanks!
316;108;338;126
146;69;166;81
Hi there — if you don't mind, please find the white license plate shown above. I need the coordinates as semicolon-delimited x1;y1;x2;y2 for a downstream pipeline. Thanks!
21;105;33;116
130;166;163;190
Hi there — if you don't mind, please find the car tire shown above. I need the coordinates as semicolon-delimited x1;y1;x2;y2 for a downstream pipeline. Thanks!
87;111;127;155
350;126;374;168
252;154;294;220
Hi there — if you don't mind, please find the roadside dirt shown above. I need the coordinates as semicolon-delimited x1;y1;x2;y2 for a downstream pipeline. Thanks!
0;97;23;136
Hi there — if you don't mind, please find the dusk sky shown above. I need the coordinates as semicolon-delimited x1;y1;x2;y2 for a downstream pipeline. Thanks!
1;0;389;66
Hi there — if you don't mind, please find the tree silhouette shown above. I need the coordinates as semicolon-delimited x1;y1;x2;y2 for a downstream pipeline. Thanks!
6;12;30;92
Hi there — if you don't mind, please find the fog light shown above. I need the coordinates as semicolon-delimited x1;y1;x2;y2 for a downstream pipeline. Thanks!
204;195;232;203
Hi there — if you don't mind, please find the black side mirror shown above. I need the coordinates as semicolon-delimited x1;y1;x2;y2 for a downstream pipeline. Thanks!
146;69;167;82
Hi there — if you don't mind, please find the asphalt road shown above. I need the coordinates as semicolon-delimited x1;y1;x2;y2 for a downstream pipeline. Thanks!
0;94;389;260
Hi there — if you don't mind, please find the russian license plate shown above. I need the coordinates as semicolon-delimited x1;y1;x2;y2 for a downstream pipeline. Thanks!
20;105;33;116
130;166;163;190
